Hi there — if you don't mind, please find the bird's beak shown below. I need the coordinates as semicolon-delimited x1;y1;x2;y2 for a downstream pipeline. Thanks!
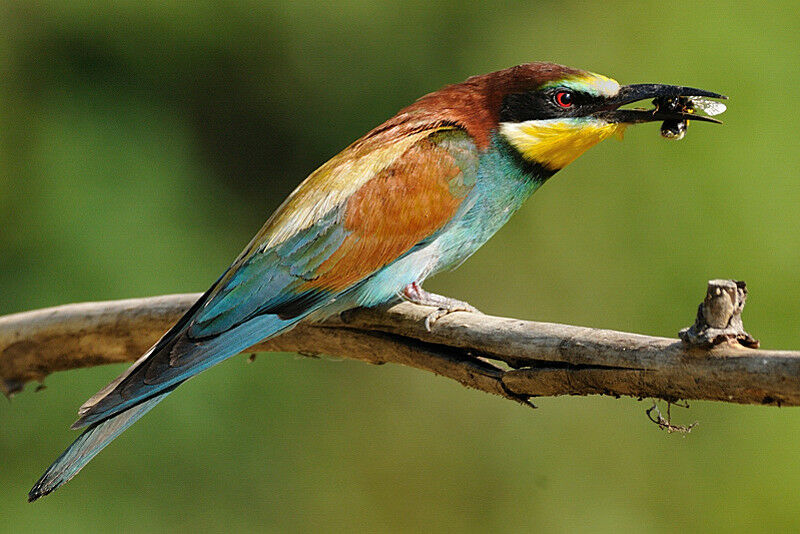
595;84;728;124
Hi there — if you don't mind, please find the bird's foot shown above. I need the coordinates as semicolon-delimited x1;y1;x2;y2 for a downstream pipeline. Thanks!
401;282;481;331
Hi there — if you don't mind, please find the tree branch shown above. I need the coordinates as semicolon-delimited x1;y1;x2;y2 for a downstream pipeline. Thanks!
2;281;798;407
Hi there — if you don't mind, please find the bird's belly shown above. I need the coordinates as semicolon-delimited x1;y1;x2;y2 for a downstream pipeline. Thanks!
307;204;517;320
428;214;508;274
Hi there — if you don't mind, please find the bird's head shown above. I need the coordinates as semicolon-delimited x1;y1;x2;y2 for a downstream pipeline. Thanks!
408;62;725;173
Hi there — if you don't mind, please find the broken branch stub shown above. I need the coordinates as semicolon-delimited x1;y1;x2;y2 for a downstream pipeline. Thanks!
679;279;759;348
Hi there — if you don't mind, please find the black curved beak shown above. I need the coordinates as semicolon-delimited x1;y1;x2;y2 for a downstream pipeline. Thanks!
595;84;728;124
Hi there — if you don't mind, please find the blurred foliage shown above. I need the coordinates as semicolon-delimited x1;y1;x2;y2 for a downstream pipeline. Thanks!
1;1;799;532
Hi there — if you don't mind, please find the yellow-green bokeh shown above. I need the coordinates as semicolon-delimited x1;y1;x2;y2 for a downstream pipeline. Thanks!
2;2;799;532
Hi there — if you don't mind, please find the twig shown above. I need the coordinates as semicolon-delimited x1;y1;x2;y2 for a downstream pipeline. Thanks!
646;401;698;434
1;281;798;409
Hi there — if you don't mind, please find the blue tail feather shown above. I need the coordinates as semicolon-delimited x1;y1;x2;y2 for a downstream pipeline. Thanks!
28;387;174;502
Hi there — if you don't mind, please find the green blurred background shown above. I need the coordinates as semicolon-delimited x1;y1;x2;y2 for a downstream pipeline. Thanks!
2;1;799;532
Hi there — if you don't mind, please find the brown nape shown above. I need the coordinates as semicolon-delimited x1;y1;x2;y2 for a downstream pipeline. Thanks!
376;62;589;150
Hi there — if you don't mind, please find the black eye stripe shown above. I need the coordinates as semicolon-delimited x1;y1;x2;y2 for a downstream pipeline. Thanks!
499;89;600;123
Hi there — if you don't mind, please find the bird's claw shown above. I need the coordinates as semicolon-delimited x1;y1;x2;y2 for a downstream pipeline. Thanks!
401;282;481;331
423;302;482;331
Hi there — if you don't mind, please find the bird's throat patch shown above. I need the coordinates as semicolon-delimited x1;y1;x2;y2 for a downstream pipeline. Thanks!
499;118;627;171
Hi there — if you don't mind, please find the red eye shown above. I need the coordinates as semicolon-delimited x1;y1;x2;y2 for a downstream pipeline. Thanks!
555;91;574;108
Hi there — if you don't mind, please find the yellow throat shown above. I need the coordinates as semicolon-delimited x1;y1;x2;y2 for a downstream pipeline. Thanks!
500;118;627;171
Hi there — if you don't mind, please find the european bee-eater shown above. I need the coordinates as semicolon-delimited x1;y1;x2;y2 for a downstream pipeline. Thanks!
29;62;725;500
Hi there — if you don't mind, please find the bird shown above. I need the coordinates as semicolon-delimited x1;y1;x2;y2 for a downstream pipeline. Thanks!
28;62;725;501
